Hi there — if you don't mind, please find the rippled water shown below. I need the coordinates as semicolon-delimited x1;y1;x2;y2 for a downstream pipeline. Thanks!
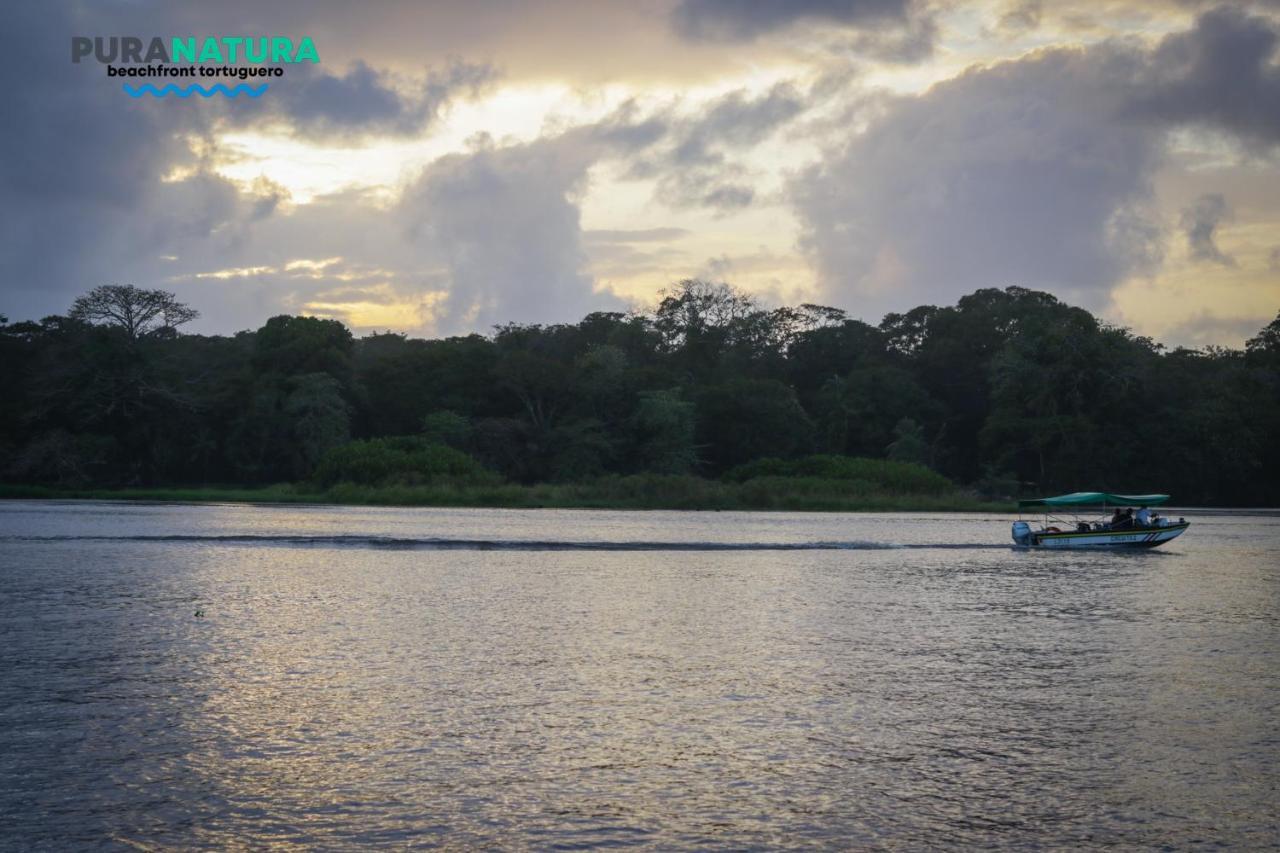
1;501;1277;848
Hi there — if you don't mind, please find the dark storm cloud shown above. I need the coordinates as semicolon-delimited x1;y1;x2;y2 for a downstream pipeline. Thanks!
1135;5;1280;146
1180;193;1236;264
791;4;1280;318
0;2;495;328
8;0;1277;343
265;59;496;137
0;5;182;203
0;2;226;321
672;0;936;63
0;0;668;335
672;0;914;40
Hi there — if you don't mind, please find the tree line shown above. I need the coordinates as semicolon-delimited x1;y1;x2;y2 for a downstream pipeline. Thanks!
2;281;1278;505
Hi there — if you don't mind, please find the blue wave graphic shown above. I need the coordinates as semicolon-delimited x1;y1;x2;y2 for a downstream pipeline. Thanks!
122;83;269;98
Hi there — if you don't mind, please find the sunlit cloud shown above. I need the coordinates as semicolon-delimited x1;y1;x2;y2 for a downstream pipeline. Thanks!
214;83;637;203
2;0;1278;347
189;266;276;280
301;284;448;331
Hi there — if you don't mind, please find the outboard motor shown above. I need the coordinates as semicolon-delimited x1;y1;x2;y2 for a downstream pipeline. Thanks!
1011;521;1033;546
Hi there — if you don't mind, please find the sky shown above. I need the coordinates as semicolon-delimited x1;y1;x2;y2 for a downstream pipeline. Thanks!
3;0;1279;347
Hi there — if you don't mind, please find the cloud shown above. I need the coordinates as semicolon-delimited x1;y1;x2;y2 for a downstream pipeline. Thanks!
157;187;436;333
672;83;807;163
791;5;1280;320
627;81;814;212
694;248;805;302
399;135;624;332
1134;5;1280;147
671;0;936;63
249;177;291;220
792;44;1165;316
584;236;690;287
838;14;937;63
691;183;757;209
673;0;913;40
393;102;701;331
5;0;1277;351
996;0;1043;35
0;0;659;337
0;4;487;330
0;3;221;320
262;59;497;138
584;228;691;243
1160;310;1276;349
581;99;670;152
1180;193;1236;265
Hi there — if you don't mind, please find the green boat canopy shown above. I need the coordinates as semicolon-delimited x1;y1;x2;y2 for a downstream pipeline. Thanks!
1018;491;1170;508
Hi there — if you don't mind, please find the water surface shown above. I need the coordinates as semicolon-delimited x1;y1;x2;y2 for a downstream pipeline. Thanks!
1;502;1277;848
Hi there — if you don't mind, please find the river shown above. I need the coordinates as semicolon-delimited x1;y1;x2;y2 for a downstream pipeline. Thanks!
1;501;1276;848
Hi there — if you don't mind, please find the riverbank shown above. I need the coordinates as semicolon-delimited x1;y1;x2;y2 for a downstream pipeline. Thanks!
0;476;1012;513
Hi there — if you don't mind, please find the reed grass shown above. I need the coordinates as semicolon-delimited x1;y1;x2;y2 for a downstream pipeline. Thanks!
0;478;1012;512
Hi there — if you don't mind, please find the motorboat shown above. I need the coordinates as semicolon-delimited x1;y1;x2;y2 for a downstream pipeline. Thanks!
1011;492;1189;548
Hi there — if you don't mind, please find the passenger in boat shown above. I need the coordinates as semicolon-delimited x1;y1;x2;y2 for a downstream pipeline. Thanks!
1113;508;1135;530
1136;506;1152;527
1109;508;1125;528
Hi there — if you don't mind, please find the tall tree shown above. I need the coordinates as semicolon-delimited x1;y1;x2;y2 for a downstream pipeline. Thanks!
69;285;198;339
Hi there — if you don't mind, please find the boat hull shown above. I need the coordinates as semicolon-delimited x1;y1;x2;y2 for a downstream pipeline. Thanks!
1019;522;1189;549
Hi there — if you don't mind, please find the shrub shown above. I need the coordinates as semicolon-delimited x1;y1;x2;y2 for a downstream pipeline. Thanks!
421;410;472;449
314;436;497;487
722;454;955;495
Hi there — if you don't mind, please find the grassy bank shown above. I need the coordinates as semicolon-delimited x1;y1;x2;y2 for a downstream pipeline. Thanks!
0;476;1012;513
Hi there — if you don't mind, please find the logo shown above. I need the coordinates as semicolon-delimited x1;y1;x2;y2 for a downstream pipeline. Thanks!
71;36;320;97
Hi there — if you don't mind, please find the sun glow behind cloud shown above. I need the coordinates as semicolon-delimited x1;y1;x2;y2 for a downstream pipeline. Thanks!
207;68;835;321
215;82;614;202
18;1;1268;347
302;284;448;331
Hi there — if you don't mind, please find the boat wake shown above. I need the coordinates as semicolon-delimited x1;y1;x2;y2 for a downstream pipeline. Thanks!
3;534;1008;552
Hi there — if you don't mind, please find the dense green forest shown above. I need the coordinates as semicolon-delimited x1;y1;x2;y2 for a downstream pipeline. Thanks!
2;281;1278;506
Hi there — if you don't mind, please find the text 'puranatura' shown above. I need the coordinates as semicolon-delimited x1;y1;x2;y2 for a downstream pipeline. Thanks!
71;37;319;64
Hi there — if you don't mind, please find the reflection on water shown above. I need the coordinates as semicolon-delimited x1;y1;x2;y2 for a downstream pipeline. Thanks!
1;502;1277;847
